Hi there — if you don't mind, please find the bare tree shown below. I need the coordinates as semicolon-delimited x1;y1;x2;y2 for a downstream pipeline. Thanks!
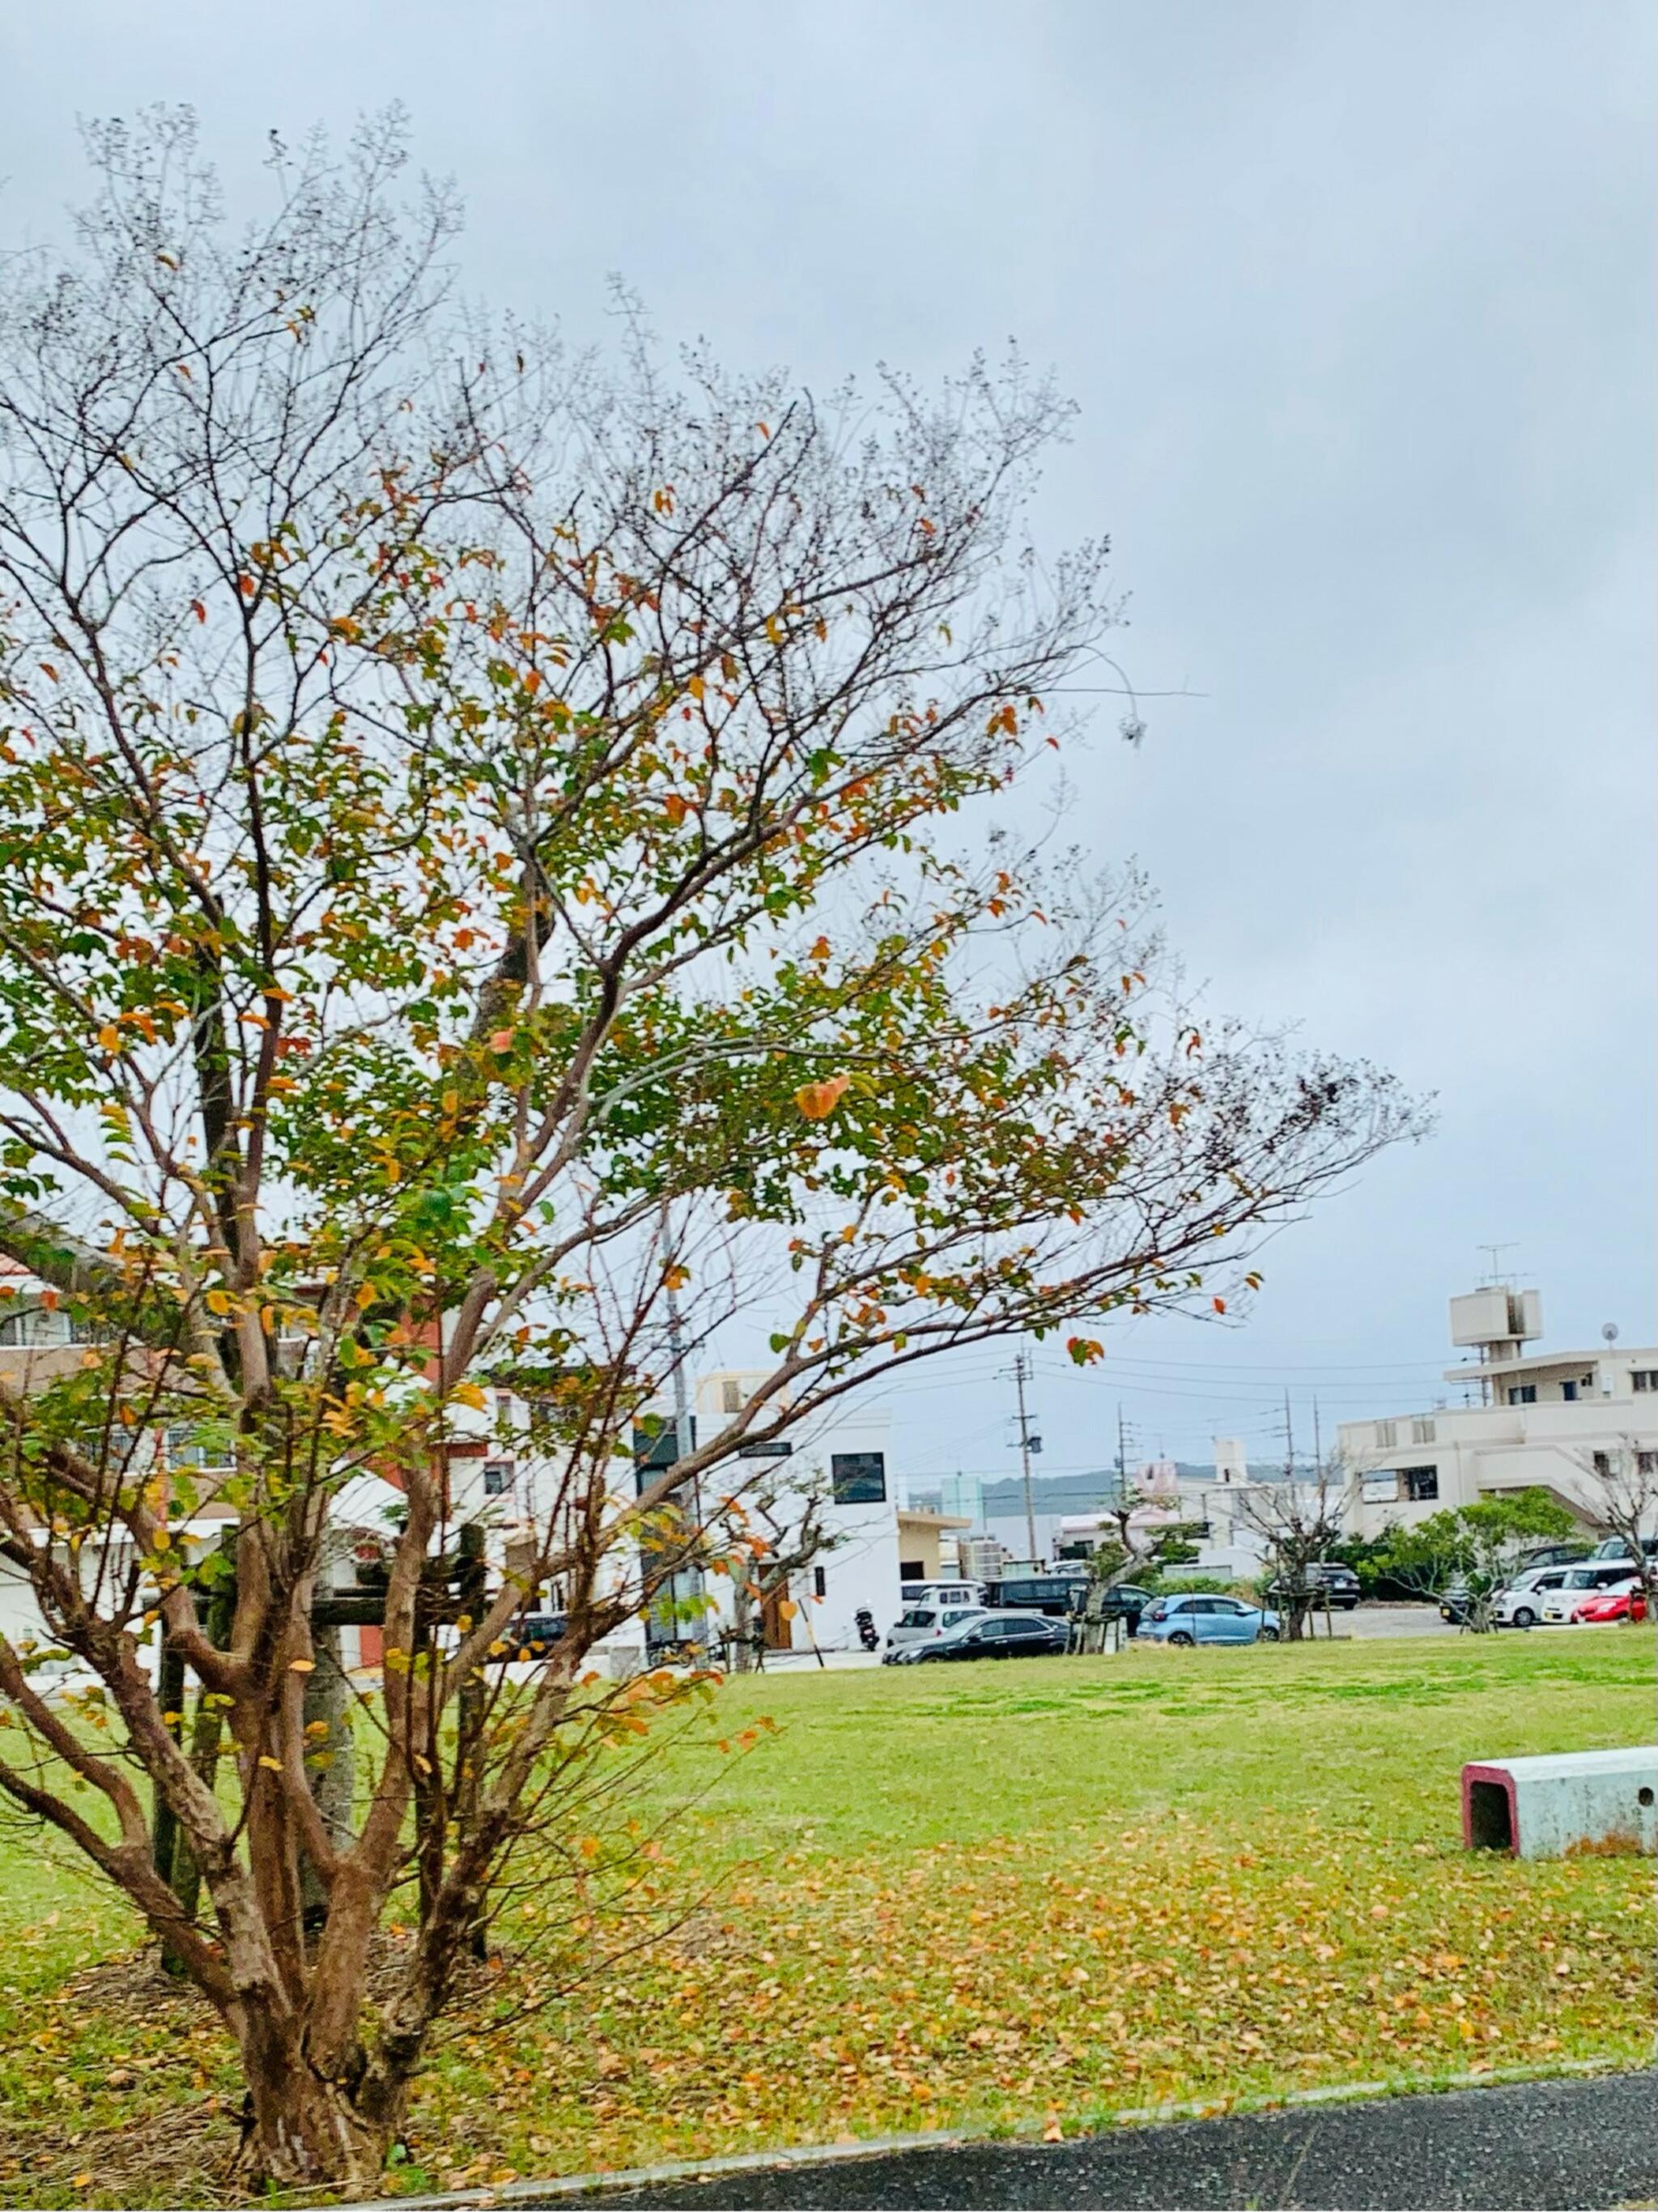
1574;1437;1658;1602
717;1470;846;1671
1232;1458;1353;1640
0;113;1422;2190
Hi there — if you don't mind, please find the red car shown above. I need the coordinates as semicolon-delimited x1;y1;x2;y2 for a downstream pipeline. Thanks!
1573;1581;1648;1625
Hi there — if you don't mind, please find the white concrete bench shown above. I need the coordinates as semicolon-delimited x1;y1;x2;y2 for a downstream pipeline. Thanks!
1461;1748;1658;1858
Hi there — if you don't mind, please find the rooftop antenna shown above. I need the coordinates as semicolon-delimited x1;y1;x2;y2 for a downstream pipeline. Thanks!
1477;1241;1519;1287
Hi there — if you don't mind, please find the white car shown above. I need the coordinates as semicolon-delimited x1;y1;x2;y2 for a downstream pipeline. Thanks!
1540;1562;1640;1625
885;1601;988;1653
1493;1565;1573;1629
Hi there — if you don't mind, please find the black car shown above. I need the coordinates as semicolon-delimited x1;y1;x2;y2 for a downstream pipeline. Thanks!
1261;1563;1361;1612
978;1576;1080;1619
1067;1581;1155;1629
904;1612;1069;1662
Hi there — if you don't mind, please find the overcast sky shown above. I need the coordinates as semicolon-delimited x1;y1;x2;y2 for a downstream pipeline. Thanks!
3;0;1652;1477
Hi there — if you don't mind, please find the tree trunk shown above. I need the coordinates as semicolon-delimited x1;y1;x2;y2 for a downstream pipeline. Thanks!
301;1625;356;1933
235;2026;398;2193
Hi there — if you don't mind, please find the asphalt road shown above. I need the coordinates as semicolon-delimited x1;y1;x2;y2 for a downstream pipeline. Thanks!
572;2071;1658;2210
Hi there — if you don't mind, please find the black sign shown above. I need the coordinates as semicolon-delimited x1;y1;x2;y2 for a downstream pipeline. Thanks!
738;1440;793;1460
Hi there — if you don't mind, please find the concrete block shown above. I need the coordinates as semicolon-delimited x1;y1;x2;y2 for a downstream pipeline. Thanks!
1462;1747;1658;1859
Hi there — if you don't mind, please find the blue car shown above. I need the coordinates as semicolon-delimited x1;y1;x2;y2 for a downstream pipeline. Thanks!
1139;1593;1280;1646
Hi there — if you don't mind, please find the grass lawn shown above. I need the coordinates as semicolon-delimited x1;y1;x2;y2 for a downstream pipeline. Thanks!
2;1629;1655;2204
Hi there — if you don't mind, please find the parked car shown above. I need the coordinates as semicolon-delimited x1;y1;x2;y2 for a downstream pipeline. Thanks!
889;1611;1068;1664
1260;1563;1360;1612
1492;1566;1573;1629
978;1575;1080;1618
1540;1563;1643;1625
898;1580;982;1611
1520;1541;1592;1570
1587;1535;1658;1565
1572;1579;1648;1625
884;1602;989;1657
1068;1582;1156;1631
1140;1593;1281;1646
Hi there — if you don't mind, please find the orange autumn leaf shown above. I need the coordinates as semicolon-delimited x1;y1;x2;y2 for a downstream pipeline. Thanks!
793;1074;850;1121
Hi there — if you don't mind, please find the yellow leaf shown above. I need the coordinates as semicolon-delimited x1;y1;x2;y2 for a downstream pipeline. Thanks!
288;1657;316;1673
688;674;705;701
97;1025;121;1054
257;1755;282;1771
204;1288;232;1316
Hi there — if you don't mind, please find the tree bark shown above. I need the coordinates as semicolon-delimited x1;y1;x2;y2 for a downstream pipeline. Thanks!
234;2025;394;2194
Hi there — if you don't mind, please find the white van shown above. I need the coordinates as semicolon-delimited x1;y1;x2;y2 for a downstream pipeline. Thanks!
1540;1561;1640;1625
899;1580;980;1610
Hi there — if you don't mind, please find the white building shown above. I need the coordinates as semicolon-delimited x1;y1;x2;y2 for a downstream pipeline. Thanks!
1341;1287;1658;1539
687;1373;967;1653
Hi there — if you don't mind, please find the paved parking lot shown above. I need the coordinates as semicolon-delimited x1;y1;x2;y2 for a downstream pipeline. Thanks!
576;2069;1658;2210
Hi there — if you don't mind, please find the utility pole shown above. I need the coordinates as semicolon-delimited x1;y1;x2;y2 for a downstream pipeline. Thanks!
1115;1404;1137;1513
1282;1388;1295;1482
661;1204;704;1652
1010;1350;1040;1565
1312;1396;1323;1478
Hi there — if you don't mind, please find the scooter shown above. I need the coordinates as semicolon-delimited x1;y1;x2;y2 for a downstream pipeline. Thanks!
854;1606;881;1653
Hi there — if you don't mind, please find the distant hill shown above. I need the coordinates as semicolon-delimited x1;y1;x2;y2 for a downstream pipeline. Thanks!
916;1465;1222;1516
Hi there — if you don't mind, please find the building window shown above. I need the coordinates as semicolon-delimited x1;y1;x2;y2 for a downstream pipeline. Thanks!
483;1462;511;1497
831;1451;886;1504
1375;1420;1397;1448
812;1566;827;1599
1507;1385;1537;1406
1592;1452;1612;1478
0;1305;68;1347
1634;1371;1658;1393
1562;1382;1578;1402
721;1377;743;1414
1362;1471;1400;1505
1402;1466;1439;1502
1638;1452;1658;1479
1409;1418;1435;1445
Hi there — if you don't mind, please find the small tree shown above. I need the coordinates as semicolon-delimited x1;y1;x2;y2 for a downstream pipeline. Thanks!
1231;1457;1352;1640
1573;1437;1658;1602
718;1468;845;1671
1377;1491;1577;1632
0;115;1420;2189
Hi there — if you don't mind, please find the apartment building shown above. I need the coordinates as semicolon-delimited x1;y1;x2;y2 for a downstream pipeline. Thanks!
1340;1287;1658;1539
